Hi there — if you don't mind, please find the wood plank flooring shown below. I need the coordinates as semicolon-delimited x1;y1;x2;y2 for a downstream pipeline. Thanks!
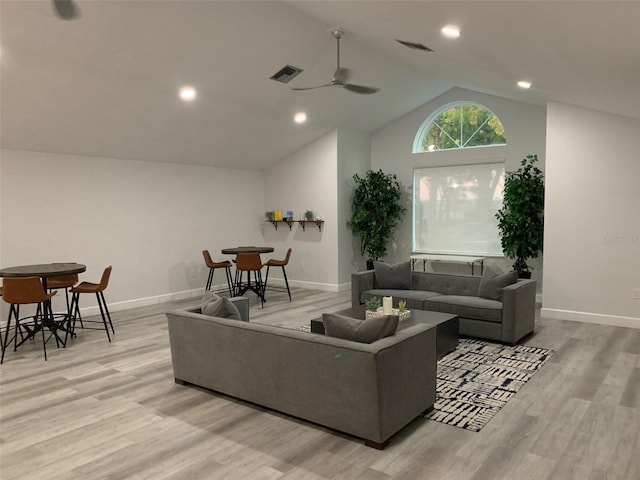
1;289;638;480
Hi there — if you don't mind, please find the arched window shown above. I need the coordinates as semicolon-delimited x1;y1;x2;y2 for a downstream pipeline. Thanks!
414;102;506;153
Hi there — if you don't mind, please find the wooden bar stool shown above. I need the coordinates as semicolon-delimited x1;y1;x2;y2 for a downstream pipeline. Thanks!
1;277;59;363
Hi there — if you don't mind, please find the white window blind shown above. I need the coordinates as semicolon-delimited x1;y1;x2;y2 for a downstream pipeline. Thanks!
413;162;505;256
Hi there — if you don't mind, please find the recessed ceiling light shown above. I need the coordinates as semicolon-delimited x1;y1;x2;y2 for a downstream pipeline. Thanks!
517;81;532;89
441;25;460;39
294;112;307;124
179;86;197;102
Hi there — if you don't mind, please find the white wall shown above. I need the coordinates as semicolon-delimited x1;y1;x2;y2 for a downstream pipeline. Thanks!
371;87;547;284
0;149;264;315
337;129;371;282
263;130;340;290
542;103;640;327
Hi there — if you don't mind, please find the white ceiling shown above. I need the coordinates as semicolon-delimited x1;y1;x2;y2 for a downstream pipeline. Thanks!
2;0;639;170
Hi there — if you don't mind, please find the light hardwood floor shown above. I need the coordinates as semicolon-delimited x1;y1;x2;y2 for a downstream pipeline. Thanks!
1;289;638;480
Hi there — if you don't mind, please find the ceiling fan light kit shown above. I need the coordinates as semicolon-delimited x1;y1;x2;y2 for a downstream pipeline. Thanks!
292;30;379;95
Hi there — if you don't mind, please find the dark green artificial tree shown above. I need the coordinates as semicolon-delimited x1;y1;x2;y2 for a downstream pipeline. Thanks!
495;154;545;278
348;169;406;269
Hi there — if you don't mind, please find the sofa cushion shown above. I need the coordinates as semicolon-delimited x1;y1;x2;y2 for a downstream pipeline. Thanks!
201;291;241;320
373;261;412;290
478;268;518;301
322;313;398;344
412;271;481;296
425;295;503;323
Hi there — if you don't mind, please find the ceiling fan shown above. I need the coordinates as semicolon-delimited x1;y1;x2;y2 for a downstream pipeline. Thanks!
293;30;379;95
53;0;80;20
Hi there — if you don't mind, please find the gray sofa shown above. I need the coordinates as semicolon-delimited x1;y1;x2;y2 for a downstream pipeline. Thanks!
166;297;437;448
352;269;536;344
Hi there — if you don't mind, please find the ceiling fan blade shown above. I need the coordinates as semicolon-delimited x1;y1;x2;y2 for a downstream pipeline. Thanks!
53;0;80;20
344;84;380;95
292;83;333;91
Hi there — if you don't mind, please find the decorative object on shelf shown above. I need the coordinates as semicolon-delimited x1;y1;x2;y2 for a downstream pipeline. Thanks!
348;169;407;270
285;210;294;221
495;154;544;279
304;210;314;221
274;211;283;221
265;211;275;221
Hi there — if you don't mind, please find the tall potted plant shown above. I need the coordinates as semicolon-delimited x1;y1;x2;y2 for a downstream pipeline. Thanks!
495;154;545;278
348;169;406;269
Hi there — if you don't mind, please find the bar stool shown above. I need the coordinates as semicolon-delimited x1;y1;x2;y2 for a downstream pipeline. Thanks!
234;252;265;307
202;250;234;296
47;272;78;321
263;248;293;301
1;277;59;363
69;266;114;342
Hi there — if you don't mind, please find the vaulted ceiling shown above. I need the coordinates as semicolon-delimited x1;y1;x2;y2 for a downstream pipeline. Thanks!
2;1;639;170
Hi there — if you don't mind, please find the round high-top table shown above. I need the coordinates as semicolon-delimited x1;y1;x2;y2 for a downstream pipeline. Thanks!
221;247;274;255
220;247;273;304
0;263;87;354
0;263;86;288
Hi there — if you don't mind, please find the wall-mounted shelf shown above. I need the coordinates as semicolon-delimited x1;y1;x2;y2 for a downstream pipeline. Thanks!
267;220;294;231
297;220;324;232
265;220;324;232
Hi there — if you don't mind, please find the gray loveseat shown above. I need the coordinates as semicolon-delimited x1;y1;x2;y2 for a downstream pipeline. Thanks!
166;297;437;448
352;268;536;344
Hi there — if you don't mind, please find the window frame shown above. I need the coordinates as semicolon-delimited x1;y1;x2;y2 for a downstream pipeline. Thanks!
413;101;507;153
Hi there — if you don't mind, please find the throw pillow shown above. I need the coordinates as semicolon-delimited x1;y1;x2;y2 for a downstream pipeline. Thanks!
477;268;518;301
201;291;241;320
322;313;398;344
373;260;412;290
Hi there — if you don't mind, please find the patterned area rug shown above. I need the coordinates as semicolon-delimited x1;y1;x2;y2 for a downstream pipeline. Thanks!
425;338;553;432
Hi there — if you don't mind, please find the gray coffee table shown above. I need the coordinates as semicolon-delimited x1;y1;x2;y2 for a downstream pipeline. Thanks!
311;306;459;358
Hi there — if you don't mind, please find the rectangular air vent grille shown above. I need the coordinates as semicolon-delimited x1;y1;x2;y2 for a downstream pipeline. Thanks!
270;65;304;83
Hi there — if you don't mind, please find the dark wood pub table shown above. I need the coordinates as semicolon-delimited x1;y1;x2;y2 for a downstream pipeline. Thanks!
311;306;459;359
221;247;274;255
0;262;87;287
220;247;274;302
0;262;87;348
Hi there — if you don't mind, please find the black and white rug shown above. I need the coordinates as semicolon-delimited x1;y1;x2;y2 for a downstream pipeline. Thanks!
425;338;553;432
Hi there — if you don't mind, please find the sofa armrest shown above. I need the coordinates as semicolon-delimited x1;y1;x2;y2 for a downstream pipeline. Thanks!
501;279;536;343
352;270;375;308
229;296;250;321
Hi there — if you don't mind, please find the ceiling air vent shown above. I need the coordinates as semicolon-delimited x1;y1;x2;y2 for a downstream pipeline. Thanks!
270;65;304;84
396;40;434;52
